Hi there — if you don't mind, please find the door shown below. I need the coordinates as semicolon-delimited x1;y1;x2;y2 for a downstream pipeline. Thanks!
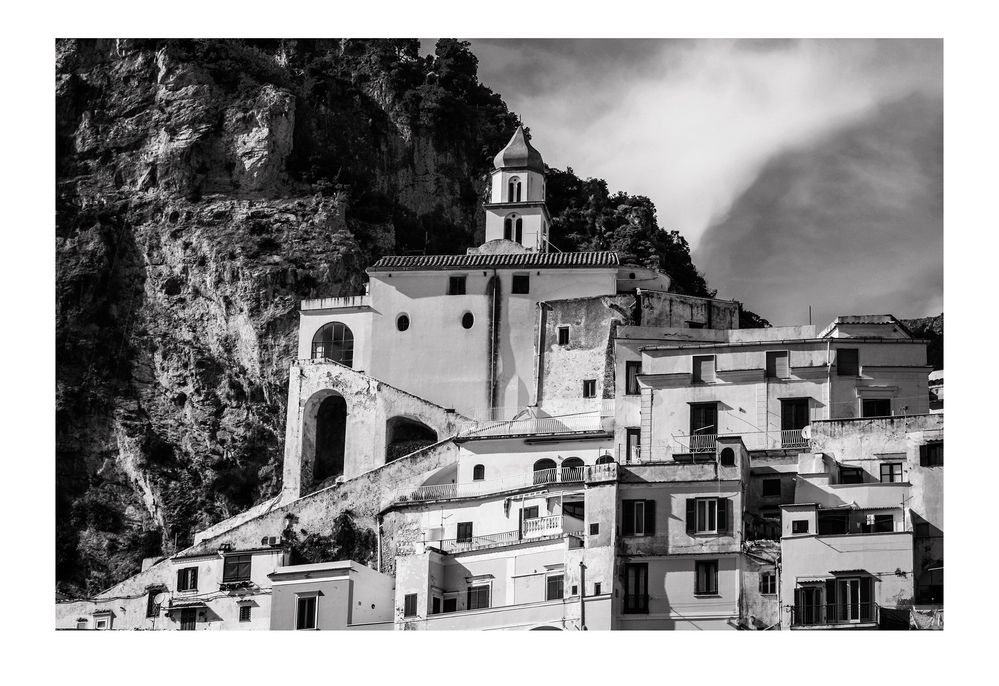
838;578;861;623
180;608;197;631
519;506;539;537
797;587;821;625
689;403;717;452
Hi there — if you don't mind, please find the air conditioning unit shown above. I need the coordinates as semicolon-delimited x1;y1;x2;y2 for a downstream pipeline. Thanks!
260;536;282;547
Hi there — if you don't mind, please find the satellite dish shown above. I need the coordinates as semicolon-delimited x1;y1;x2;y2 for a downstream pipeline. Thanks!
152;592;168;605
801;425;812;440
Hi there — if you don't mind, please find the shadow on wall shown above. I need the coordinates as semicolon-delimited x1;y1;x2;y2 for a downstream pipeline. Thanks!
386;417;439;463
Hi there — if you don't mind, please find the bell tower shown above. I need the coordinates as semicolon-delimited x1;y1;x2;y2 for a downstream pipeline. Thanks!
483;126;551;252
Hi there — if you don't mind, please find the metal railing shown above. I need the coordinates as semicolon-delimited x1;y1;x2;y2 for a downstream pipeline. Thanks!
670;430;812;454
791;603;878;627
436;530;521;554
404;463;616;503
462;414;608;438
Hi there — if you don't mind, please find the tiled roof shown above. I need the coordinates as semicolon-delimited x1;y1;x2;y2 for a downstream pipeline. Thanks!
367;251;620;272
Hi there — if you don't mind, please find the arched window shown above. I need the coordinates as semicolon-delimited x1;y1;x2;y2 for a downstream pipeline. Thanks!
596;454;615;465
515;218;523;243
473;464;485;481
719;447;736;467
561;457;585;481
504;214;516;241
508;177;522;202
311;322;354;367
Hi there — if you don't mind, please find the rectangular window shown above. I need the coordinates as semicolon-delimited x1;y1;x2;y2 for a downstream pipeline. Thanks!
697;498;718;533
558;326;570;345
622;499;656;536
239;605;251;622
759;571;777;595
695;560;719;595
686;497;730;535
623;563;648;614
920;441;943;466
447;275;466;295
456;522;473;543
222;554;252;583
873;514;895;533
837;348;859;376
511;274;530;294
692;355;716;383
626;427;641;462
296;596;317;630
582;379;596;398
589;522;600;535
766;350;790;379
880;462;903;483
176;566;198;592
625;361;642;395
839;467;864;484
862;398;892;418
546;574;564;601
761;478;781;498
442;597;457;613
403;593;418;618
792;520;809;534
467;584;490;610
689;402;718;437
686;321;705;329
431;597;441;615
594;582;602;596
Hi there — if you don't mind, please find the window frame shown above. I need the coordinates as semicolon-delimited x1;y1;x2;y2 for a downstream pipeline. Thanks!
557;326;570;345
695;498;718;534
511;273;530;294
759;571;777;595
295;594;319;630
692;354;716;383
456;521;473;543
862;397;892;418
765;350;790;379
761;478;781;498
176;566;198;592
222;554;252;583
921;441;943;467
238;605;252;622
472;464;485;481
791;519;809;534
623;563;649;614
582;379;596;398
447;275;467;296
626;427;641;463
546;574;565;601
837;348;860;376
466;583;491;611
880;462;904;483
625;360;642;395
695;559;719;596
839;467;865;484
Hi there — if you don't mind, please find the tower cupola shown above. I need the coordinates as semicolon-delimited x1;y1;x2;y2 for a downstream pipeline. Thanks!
482;126;551;252
493;125;545;173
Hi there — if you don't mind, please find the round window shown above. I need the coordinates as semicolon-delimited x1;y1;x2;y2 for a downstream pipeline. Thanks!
461;312;474;329
397;314;410;332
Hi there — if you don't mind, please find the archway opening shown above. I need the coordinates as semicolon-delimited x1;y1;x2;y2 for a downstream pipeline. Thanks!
386;417;438;463
596;454;614;465
533;458;557;484
314;395;347;483
561;456;585;481
311;322;354;367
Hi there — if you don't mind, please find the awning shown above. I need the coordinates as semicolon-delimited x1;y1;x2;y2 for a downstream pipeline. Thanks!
165;601;207;613
829;569;873;576
795;576;830;584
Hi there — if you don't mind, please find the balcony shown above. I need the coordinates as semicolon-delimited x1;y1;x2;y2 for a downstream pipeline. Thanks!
434;516;580;554
461;414;609;439
403;463;617;503
791;603;879;628
671;429;811;454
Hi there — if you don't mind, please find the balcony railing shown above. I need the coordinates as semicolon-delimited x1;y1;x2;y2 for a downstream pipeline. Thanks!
670;429;812;454
522;514;575;539
437;530;521;554
791;603;879;627
404;464;616;503
462;414;608;439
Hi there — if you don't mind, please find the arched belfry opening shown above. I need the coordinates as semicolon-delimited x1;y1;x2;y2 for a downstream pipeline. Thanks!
385;417;438;463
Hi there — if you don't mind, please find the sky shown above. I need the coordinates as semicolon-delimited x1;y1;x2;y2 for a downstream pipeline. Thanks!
443;39;943;326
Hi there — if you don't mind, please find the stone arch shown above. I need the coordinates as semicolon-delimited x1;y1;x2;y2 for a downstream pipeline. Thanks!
596;454;615;465
302;389;348;488
385;416;438;463
533;458;557;484
311;321;354;367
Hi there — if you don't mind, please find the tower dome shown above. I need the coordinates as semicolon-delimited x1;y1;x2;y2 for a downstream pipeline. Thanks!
493;125;545;172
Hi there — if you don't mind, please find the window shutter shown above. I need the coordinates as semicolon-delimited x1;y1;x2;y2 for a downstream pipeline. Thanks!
759;574;765;594
644;499;656;535
686;498;697;534
717;498;730;535
191;567;198;588
177;569;184;589
622;501;635;536
919;444;928;466
774;352;789;378
825;579;837;613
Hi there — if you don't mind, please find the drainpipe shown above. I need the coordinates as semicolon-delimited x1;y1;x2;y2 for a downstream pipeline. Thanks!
579;561;587;631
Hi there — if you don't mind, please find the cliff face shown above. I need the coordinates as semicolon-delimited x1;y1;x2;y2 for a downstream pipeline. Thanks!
55;38;519;594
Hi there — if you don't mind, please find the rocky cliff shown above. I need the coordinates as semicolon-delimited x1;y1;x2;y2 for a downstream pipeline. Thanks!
55;38;524;595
